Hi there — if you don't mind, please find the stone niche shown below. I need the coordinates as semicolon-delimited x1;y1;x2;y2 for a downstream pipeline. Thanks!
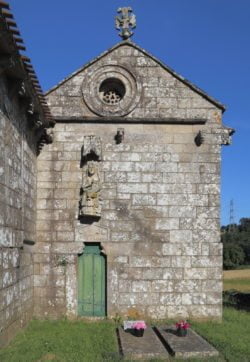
79;135;102;218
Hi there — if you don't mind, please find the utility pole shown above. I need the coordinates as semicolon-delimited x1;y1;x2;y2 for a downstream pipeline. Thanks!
229;199;235;231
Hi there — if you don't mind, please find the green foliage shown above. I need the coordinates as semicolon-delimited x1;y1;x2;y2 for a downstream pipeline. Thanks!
222;217;250;269
223;243;245;269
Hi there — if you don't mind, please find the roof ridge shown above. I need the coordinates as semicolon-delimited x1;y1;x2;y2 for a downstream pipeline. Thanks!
45;40;226;112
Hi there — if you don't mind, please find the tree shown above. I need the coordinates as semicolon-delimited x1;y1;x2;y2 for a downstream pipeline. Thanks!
223;243;245;269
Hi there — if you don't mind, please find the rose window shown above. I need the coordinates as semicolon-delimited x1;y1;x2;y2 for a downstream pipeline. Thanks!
99;78;125;105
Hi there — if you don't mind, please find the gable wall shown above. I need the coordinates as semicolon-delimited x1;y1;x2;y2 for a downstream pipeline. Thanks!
46;44;222;124
34;43;224;320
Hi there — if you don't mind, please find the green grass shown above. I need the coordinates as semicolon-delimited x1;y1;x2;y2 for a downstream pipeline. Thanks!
191;308;250;362
224;278;250;291
0;319;118;362
1;308;250;362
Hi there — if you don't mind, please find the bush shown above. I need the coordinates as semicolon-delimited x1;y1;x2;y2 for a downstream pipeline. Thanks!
223;243;245;269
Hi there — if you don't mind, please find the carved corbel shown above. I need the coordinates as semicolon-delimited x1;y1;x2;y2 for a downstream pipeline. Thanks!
27;101;35;115
115;128;124;144
18;81;32;111
194;130;205;147
221;127;235;145
36;128;53;154
27;107;43;130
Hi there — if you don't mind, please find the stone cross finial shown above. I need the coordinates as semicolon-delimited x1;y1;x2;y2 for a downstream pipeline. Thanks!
115;7;136;40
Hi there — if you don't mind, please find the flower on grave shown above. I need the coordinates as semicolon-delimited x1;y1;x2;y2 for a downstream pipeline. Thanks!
175;320;190;330
132;321;147;330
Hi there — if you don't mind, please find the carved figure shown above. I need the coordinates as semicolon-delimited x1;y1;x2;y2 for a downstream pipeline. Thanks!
80;161;102;217
115;7;136;40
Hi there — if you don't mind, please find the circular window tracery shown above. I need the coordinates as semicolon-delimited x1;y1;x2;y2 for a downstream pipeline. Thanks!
99;78;125;105
82;65;142;117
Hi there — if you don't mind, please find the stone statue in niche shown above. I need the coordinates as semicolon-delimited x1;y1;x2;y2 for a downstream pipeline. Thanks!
80;135;102;218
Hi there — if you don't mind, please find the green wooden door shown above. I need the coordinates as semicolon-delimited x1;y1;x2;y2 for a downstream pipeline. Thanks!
78;245;106;316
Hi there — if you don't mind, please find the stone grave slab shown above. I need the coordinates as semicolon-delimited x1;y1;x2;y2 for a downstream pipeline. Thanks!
155;326;219;359
118;327;169;360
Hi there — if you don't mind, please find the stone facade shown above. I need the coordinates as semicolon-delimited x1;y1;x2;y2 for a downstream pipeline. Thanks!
0;84;36;345
34;42;232;320
0;4;234;346
0;4;53;346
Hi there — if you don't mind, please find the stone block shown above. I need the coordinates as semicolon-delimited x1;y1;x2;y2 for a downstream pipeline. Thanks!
117;183;147;194
172;256;191;268
118;326;168;360
156;325;219;358
142;173;162;183
111;232;130;242
174;280;201;293
155;162;177;172
111;162;134;172
52;242;84;254
192;256;222;268
105;172;127;182
134;162;155;172
151;280;174;292
120;153;141;162
184;268;207;280
170;230;192;243
132;194;156;206
163;268;183;280
160;293;182;305
193;229;220;243
169;206;196;218
147;305;168;319
202;280;223;292
131;281;151;292
127;173;141;182
206;292;221;305
155;218;179;231
162;243;182;256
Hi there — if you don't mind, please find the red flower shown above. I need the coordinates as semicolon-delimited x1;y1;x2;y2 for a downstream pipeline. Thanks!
175;320;190;330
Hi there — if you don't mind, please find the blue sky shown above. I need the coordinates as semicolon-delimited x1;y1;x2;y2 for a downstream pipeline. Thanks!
10;0;250;225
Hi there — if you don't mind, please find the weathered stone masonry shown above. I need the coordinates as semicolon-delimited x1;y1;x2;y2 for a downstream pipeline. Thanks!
34;42;233;320
0;3;234;346
0;3;53;346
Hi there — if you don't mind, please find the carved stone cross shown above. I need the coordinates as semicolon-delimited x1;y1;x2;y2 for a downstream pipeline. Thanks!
115;7;136;40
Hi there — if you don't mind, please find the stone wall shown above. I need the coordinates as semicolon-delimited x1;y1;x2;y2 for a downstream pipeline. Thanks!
0;75;37;346
34;41;230;320
35;120;224;320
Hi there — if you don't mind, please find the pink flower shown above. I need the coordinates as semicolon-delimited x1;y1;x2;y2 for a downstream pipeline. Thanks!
133;321;147;330
175;320;190;330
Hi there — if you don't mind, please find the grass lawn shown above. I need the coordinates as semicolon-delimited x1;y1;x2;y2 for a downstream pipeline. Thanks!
191;308;250;362
223;269;250;291
0;319;118;362
0;308;250;362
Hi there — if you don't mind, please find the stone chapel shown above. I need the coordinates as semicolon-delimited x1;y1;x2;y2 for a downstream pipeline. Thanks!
0;4;234;346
